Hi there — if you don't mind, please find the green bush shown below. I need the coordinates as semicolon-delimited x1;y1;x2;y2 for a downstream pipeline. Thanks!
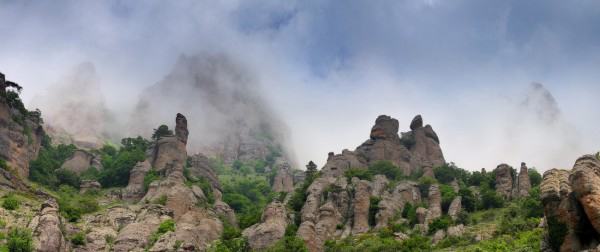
399;136;416;149
478;188;504;210
265;236;309;252
368;160;403;180
439;184;458;213
76;198;100;214
433;163;470;184
417;176;436;198
547;216;567;251
428;215;454;235
71;231;87;246
144;169;161;192
154;195;168;206
369;197;382;226
152;125;172;140
28;142;77;189
402;202;427;227
2;195;20;210
529;168;542;188
344;167;372;182
0;157;9;170
521;186;543;218
222;194;251;212
5;227;34;252
54;169;80;189
458;187;476;212
148;219;176;248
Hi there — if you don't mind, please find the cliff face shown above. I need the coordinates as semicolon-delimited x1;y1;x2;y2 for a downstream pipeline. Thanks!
132;54;295;166
0;72;44;178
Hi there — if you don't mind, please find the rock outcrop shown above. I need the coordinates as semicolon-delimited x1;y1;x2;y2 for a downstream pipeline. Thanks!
425;184;442;225
272;159;294;192
121;160;152;202
540;155;600;251
113;205;174;251
242;202;289;249
28;201;69;252
516;162;531;198
0;72;44;178
79;180;101;194
188;153;222;192
448;196;462;220
60;150;103;175
175;113;188;144
495;164;513;199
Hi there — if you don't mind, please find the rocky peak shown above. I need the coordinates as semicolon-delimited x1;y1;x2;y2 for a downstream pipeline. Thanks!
175;113;188;145
516;162;531;198
370;115;400;140
410;115;423;130
495;164;513;199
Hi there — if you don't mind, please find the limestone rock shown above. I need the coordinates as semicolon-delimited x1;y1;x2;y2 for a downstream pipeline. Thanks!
495;164;513;199
175;113;188;144
410;115;423;131
242;202;289;250
28;201;69;252
352;179;371;234
320;149;366;177
60;150;103;175
540;169;570;216
448;196;462;220
425;184;442;225
146;135;187;171
79;180;101;194
569;155;600;236
188;153;222;192
113;205;173;252
272;160;294;193
447;224;465;237
213;200;238;227
450;179;460;193
432;229;446;244
416;207;428;224
161;210;222;251
122;160;152;202
516;162;532;198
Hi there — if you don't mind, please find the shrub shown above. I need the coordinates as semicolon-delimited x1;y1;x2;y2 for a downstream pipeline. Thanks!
458;187;476;212
479;188;504;210
521;186;543;218
369;196;382;226
547;216;568;251
0;157;9;170
417;176;436;198
428;215;454;235
154;195;168;206
59;204;82;222
529;168;542;188
266;236;309;252
148;219;176;248
151;125;172;140
223;193;251;212
71;231;87;246
3;195;20;210
433;163;470;184
368;160;403;180
144;169;161;192
399;136;415;149
439;184;458;213
344;167;372;182
5;227;34;252
76;198;100;214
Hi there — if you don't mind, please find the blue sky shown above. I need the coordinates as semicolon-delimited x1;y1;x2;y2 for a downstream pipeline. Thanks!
1;0;600;171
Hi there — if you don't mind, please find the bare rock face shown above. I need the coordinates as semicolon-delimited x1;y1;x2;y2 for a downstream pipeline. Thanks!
0;73;44;178
375;181;420;229
60;150;103;175
495;164;513;199
540;155;600;251
213;200;238;227
175;113;188;144
516;162;532;198
425;184;442;225
242;202;289;250
146;135;188;172
410;115;423;130
79;180;101;194
447;224;465;237
448;196;462;220
432;229;446;244
352;178;372;234
189;153;222;192
121;160;152;202
28;201;69;252
416;207;428;224
272;160;294;193
320;149;366;177
113;205;174;252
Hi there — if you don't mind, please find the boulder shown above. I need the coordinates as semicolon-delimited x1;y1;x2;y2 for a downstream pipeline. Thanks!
213;200;238;227
516;162;532;198
448;196;462;220
495;164;513;199
79;180;101;194
242;202;289;250
416;207;428;224
28;201;69;252
188;153;222;192
432;229;446;244
447;224;465;237
113;205;173;252
410;115;423;130
450;179;460;193
121;160;152;202
60;150;103;175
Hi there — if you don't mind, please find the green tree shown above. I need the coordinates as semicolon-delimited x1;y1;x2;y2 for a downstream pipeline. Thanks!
55;169;80;189
5;227;34;252
528;168;542;188
368;160;403;180
152;125;172;140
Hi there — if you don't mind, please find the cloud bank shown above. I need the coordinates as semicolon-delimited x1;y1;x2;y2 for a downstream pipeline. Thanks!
1;0;600;171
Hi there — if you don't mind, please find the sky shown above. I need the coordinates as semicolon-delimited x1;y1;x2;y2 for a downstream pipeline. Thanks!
1;0;600;172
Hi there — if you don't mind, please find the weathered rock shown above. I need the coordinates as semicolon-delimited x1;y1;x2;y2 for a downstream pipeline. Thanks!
156;209;222;251
60;150;103;175
213;200;238;227
175;113;188;144
416;207;428;224
28;201;69;252
410;115;423;130
371;175;389;197
320;149;366;177
121;160;152;202
146;135;187;171
450;179;460;193
79;180;101;194
540;169;571;217
448;196;462;220
188;153;222;192
375;181;420;229
569;155;600;237
432;229;446;244
447;224;465;237
272;160;294;193
242;202;289;250
0;73;44;178
495;164;513;199
425;184;442;225
142;163;200;220
516;162;532;198
352;178;371;234
113;205;173;252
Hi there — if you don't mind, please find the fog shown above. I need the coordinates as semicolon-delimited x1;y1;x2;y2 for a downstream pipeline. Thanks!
1;0;600;172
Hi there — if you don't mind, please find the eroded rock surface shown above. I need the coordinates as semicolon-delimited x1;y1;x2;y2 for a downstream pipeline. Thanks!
495;164;513;199
516;162;532;198
28;201;69;252
60;150;103;175
242;202;289;250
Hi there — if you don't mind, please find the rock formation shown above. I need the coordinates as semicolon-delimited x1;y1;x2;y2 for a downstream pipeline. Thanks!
516;162;531;198
28;201;69;252
425;184;442;225
60;150;103;175
321;115;445;178
540;155;600;251
0;72;44;178
242;202;290;249
79;180;101;194
495;164;513;199
188;153;222;192
121;160;152;202
448;196;462;220
271;159;294;192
